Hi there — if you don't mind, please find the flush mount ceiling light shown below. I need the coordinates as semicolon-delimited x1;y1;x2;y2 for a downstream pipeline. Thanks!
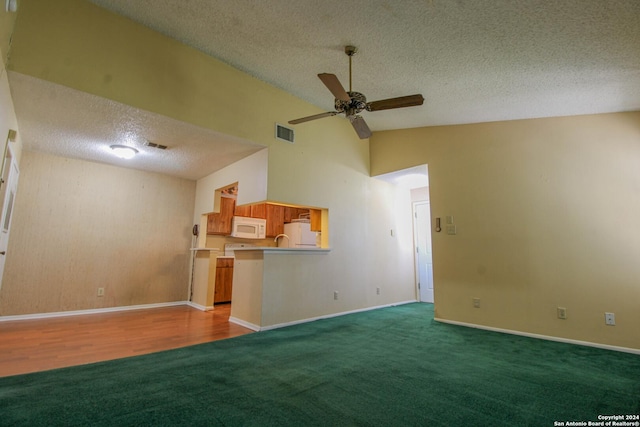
110;145;138;159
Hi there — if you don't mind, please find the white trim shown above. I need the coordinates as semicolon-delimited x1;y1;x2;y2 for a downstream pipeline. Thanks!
186;301;214;312
0;301;188;322
229;316;261;331
435;317;640;355
236;247;331;254
258;300;417;331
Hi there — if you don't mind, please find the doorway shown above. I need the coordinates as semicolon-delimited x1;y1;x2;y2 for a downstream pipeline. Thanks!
373;164;433;303
413;199;434;303
0;140;19;291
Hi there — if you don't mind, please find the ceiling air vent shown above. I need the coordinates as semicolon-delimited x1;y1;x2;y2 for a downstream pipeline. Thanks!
275;123;294;144
144;141;168;150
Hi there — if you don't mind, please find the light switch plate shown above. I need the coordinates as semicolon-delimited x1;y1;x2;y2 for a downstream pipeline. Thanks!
5;0;17;12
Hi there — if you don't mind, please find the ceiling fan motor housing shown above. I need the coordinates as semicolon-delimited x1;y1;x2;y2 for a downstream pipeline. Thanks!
335;91;367;116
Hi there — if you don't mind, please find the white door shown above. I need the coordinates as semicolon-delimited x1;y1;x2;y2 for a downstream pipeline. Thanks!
0;145;19;291
414;201;434;303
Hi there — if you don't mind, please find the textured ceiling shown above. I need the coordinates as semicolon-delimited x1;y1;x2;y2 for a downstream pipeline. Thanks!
88;0;640;130
9;0;640;181
8;72;263;180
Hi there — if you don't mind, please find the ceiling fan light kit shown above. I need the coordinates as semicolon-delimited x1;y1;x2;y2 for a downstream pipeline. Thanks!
289;45;424;139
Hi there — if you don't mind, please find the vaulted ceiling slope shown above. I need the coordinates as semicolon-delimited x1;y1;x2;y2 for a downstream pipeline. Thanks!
88;0;640;131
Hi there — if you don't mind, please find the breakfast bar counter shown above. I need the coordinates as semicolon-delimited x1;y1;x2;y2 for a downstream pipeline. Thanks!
229;247;331;331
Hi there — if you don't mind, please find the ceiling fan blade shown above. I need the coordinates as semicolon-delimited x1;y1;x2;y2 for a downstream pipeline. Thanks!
349;115;371;139
366;94;425;112
288;111;338;125
318;73;351;102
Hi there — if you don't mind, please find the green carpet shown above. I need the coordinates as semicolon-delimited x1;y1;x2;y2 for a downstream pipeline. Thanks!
1;303;639;426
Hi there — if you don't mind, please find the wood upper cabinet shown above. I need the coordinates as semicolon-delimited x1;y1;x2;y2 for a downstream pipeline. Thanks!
234;204;251;217
250;204;267;219
232;203;266;219
207;196;235;235
265;204;284;237
309;209;322;232
207;200;287;236
284;207;309;223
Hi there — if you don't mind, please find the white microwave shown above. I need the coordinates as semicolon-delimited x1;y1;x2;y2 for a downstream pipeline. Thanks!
230;216;266;239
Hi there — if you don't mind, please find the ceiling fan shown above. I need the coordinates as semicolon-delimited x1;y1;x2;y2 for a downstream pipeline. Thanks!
288;46;424;139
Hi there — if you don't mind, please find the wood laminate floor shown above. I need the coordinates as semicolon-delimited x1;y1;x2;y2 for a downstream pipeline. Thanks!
0;304;253;377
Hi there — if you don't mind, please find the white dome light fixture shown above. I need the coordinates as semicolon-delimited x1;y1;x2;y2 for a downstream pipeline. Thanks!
110;145;138;159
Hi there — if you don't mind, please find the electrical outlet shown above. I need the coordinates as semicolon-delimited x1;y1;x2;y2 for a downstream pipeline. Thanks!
97;287;105;297
333;291;338;300
376;287;381;295
473;298;480;308
605;312;615;326
557;307;567;319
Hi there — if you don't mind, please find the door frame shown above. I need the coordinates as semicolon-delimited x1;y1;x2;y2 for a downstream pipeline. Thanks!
412;200;434;303
0;140;19;291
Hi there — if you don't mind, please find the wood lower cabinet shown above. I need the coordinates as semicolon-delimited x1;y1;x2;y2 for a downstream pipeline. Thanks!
214;258;234;304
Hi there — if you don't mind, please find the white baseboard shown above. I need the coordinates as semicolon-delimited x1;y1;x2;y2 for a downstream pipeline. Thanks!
0;301;188;322
186;301;214;312
228;316;261;331
258;300;418;331
435;317;640;355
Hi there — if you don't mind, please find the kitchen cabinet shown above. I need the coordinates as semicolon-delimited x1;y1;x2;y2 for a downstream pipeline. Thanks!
234;204;251;217
207;196;235;235
237;202;285;236
250;204;267;219
209;200;314;237
214;257;234;304
310;209;322;232
233;203;268;220
284;207;309;223
265;204;285;237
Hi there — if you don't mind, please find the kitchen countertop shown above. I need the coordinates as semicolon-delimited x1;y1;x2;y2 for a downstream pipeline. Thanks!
233;247;330;254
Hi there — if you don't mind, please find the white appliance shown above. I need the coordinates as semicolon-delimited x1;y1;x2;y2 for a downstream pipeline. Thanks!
230;216;266;239
278;221;318;248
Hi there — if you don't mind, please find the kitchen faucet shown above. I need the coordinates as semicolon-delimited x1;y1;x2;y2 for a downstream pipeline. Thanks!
274;234;289;246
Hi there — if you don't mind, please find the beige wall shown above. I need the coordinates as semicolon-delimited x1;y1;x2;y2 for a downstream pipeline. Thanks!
193;123;418;322
371;112;640;350
0;4;17;67
0;62;22;165
0;151;196;315
8;0;308;148
6;0;418;319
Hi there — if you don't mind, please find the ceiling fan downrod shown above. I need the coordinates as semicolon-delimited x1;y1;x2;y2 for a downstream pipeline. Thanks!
345;45;357;93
